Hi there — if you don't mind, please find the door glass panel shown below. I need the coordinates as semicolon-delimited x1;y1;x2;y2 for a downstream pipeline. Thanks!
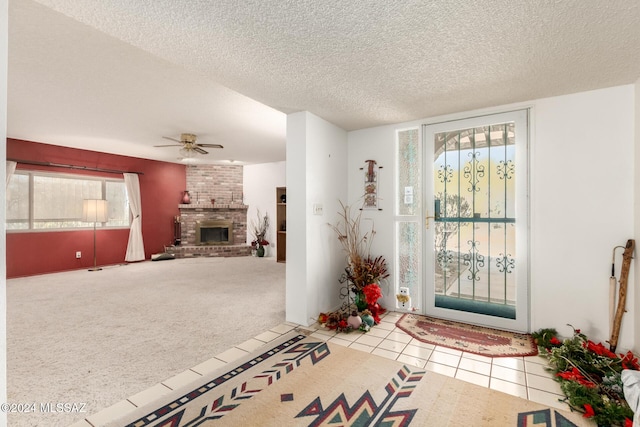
433;123;517;319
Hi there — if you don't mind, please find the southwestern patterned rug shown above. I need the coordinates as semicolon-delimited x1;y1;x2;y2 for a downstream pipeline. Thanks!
396;314;538;357
110;331;588;426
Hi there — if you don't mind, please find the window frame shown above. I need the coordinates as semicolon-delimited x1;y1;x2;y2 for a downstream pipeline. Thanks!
6;169;131;232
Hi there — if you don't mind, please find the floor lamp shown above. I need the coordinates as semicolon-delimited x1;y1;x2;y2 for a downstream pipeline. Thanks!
82;199;108;272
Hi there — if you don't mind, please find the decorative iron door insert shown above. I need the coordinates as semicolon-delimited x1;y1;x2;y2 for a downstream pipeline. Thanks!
423;110;529;332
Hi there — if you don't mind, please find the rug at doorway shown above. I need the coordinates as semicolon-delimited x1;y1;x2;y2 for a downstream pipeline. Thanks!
396;313;538;357
110;331;590;427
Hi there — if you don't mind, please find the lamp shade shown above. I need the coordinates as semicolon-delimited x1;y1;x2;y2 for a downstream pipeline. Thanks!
82;199;108;223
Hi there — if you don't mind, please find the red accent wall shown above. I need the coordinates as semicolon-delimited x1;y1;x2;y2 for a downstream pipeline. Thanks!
7;139;186;278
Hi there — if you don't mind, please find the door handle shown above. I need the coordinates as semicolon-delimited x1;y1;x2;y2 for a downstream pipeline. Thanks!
426;200;441;229
425;211;436;229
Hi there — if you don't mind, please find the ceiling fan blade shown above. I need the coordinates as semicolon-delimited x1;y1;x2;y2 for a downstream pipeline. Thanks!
154;144;183;147
194;147;209;155
162;136;182;143
199;144;224;149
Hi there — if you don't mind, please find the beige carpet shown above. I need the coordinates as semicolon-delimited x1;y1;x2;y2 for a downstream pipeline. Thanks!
6;256;285;427
112;332;593;427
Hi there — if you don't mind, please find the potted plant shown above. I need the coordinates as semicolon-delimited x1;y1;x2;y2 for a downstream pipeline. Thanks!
250;209;269;257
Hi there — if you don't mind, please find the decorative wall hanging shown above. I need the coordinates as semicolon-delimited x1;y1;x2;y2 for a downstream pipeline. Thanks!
361;159;382;210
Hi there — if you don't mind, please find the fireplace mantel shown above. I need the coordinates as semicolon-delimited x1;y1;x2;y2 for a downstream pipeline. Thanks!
179;203;248;210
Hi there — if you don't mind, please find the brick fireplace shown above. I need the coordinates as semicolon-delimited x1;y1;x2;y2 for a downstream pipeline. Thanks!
166;164;252;258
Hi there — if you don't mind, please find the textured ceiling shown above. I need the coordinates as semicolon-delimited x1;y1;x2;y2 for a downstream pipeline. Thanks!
8;0;640;164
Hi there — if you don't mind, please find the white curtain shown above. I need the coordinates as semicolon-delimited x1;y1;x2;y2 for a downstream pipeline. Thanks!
124;173;145;262
6;160;17;189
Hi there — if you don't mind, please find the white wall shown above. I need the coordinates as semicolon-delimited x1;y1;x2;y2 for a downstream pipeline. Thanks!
1;0;8;422
285;112;347;325
243;161;286;258
347;85;636;351
634;77;640;354
532;86;634;350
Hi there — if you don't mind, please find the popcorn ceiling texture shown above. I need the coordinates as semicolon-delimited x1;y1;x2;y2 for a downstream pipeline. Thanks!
24;0;640;134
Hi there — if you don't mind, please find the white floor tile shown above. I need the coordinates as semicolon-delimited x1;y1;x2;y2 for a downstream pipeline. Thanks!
331;332;361;342
328;336;353;347
270;323;297;334
489;377;528;399
367;326;392;338
432;346;463;357
397;354;428;369
349;342;374;353
85;400;138;427
236;338;267;352
526;373;563;395
429;350;461;368
523;354;550;366
127;383;173;407
455;369;490;388
425;361;456;377
385;330;412;344
374;321;396;331
491;364;526;385
377;339;408;353
492;357;525;371
314;328;338;336
458;358;491;376
191;357;227;376
162;369;203;391
309;331;332;341
409;338;436;350
356;334;385;347
215;346;249;363
461;352;493;364
527;388;570;411
401;344;433;361
524;359;553;377
254;330;282;342
372;347;400;360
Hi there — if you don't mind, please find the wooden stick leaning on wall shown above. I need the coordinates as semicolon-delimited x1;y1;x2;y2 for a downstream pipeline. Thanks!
608;238;635;353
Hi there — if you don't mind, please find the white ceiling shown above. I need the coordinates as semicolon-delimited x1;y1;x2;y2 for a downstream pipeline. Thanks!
8;0;640;165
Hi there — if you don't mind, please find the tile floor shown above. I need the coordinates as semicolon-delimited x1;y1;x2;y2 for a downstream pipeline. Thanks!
72;311;569;426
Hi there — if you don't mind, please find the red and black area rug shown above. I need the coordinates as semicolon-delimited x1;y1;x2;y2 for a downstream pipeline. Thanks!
396;314;538;357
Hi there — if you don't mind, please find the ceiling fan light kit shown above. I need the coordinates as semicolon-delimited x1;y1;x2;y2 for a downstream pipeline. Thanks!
154;133;224;159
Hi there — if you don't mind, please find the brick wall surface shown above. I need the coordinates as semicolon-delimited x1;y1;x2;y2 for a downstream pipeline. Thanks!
185;164;244;205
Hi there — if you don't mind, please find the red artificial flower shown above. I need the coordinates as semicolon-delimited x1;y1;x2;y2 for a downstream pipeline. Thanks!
620;351;640;370
583;404;595;418
625;418;633;427
575;329;581;334
338;319;348;329
584;340;617;358
362;283;382;305
550;336;561;345
556;368;595;388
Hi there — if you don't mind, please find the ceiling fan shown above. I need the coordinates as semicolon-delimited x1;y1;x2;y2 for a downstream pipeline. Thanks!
155;133;223;155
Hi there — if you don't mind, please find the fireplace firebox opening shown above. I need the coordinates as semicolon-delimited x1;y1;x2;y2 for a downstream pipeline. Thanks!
196;220;234;245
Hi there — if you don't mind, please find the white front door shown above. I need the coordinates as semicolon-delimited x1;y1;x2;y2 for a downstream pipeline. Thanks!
422;110;529;332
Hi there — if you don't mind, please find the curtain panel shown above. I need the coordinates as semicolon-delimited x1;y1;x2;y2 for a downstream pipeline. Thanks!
124;173;145;262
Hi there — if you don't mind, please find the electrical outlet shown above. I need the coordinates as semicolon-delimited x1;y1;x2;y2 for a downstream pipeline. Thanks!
76;251;81;259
